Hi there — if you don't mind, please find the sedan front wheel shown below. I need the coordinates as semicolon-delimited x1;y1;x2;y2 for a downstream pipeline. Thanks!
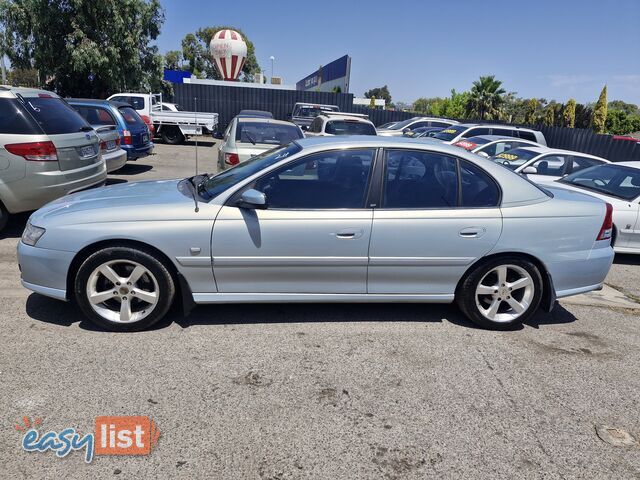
74;247;175;331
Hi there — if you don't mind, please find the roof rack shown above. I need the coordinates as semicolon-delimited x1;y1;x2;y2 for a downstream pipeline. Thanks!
321;111;370;119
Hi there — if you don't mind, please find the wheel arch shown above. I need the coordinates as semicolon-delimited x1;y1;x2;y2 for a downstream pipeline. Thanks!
455;251;555;312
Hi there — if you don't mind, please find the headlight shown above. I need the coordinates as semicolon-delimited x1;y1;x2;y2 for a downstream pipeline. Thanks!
21;222;46;246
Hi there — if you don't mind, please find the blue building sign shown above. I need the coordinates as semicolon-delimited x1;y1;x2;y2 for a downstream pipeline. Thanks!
296;55;351;93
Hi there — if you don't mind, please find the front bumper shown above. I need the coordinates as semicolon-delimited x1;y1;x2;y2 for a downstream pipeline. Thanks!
17;241;74;301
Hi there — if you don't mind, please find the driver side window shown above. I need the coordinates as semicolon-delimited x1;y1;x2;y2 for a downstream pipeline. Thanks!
253;149;375;209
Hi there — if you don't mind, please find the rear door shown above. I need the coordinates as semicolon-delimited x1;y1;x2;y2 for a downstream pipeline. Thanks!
20;94;100;171
368;149;502;295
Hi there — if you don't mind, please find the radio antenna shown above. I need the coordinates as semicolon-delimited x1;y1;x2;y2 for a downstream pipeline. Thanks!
192;97;200;213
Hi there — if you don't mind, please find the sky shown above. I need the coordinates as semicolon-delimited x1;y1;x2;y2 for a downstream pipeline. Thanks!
156;0;640;105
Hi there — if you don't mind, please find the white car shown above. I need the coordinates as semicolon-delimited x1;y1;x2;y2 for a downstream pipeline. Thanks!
305;113;376;137
492;146;609;184
453;135;541;158
216;116;304;169
431;124;547;146
377;117;458;137
553;162;640;254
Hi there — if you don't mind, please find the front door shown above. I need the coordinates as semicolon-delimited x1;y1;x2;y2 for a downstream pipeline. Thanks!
211;148;376;293
368;149;503;294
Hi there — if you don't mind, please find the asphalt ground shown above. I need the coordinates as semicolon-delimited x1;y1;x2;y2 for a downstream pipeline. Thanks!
1;140;640;479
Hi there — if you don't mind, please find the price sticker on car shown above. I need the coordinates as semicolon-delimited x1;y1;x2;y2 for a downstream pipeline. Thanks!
496;152;518;161
455;141;477;150
442;129;457;134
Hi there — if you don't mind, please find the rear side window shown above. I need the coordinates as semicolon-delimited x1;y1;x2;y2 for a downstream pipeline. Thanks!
518;131;537;142
119;107;145;126
72;106;116;127
0;98;41;134
22;97;91;135
460;161;500;207
430;121;453;128
571;156;603;173
463;127;490;138
491;128;515;137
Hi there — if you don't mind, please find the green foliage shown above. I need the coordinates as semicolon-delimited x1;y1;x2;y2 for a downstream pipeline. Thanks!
605;110;640;135
369;95;376;108
465;75;506;120
608;100;639;116
542;105;555;126
8;67;38;87
164;50;183;71
524;98;539;125
331;86;342;93
364;85;391;106
574;103;592;129
1;0;165;97
563;98;576;128
412;90;469;119
592;85;608;134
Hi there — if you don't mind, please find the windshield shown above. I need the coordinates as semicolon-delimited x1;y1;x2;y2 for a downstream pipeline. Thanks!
293;105;338;118
326;120;376;135
560;164;640;201
388;118;417;130
23;96;91;134
433;125;469;141
198;143;302;200
236;122;303;145
490;148;539;170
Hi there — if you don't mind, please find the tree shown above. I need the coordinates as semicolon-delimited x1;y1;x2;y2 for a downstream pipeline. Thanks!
1;0;165;97
608;100;639;116
563;98;576;128
364;85;391;106
164;50;183;71
8;67;39;87
465;75;506;120
542;105;555;126
331;86;341;93
179;26;260;81
369;95;376;108
592;85;608;134
413;97;436;114
524;98;539;125
574;103;592;129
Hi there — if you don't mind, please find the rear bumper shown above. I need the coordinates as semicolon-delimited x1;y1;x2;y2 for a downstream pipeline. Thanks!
103;149;127;173
17;241;74;300
1;162;107;213
548;246;614;298
123;143;153;160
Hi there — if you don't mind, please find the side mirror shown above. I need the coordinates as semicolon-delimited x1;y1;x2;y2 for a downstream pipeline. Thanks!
522;166;537;174
402;128;410;133
212;131;223;140
238;189;267;209
477;151;490;158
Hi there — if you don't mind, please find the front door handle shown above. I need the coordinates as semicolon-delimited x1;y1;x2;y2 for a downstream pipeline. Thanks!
335;229;364;239
459;227;486;238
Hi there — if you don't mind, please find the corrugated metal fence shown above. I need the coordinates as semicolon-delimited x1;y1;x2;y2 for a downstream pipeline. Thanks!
174;83;640;162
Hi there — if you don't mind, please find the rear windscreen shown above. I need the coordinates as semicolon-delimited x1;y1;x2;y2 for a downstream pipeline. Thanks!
325;120;376;135
0;98;41;134
236;122;303;145
22;96;92;135
119;106;145;126
72;105;116;127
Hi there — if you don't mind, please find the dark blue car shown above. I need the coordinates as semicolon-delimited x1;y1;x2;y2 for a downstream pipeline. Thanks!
67;99;153;160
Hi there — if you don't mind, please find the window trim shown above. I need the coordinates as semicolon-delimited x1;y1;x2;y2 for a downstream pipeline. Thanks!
377;148;503;210
226;147;379;211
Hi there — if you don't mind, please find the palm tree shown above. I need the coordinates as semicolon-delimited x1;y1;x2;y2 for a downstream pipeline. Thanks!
466;75;506;120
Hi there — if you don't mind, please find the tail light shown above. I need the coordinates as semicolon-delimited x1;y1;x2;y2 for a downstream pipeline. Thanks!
140;115;155;135
99;140;107;151
5;141;58;161
123;130;132;145
225;153;240;166
596;203;614;241
115;137;121;147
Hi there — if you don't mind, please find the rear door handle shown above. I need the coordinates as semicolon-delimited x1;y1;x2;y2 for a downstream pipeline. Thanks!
335;229;364;239
459;227;486;238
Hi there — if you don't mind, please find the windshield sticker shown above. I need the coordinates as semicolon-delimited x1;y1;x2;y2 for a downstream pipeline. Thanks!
496;153;518;161
441;129;458;134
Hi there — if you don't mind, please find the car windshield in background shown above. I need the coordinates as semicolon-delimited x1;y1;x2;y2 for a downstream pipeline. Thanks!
463;136;492;146
119;106;145;126
490;148;539;170
294;106;338;117
433;125;469;141
387;118;415;130
72;106;116;127
198;143;302;200
325;120;376;135
22;97;91;135
560;164;640;201
236;122;303;145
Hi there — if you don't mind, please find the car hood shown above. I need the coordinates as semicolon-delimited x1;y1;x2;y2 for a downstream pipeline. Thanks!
30;179;196;226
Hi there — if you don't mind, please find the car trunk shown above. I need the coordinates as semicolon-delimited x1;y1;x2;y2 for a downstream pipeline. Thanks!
236;144;273;163
50;131;101;171
95;126;121;154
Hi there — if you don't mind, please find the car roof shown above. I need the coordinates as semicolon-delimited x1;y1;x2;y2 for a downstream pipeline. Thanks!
457;123;538;132
0;86;60;98
513;145;609;161
67;98;112;106
109;101;134;108
238;109;273;118
320;114;372;122
466;135;526;142
236;117;298;126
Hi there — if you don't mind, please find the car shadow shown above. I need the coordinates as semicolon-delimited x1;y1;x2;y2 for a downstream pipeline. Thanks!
116;163;154;175
25;293;577;333
105;178;129;185
0;212;31;240
614;253;640;266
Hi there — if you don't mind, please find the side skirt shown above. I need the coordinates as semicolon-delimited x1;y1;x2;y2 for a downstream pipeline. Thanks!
192;293;455;304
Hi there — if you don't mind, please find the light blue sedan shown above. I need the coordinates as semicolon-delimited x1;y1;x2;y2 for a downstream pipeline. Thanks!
18;137;614;331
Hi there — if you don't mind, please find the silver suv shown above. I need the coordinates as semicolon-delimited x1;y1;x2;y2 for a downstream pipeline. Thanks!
0;87;107;230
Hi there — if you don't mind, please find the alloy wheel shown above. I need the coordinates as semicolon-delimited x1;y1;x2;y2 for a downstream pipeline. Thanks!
474;264;535;323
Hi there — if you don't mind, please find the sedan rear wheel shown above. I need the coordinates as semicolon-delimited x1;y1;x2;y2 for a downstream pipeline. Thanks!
75;247;175;331
457;257;543;330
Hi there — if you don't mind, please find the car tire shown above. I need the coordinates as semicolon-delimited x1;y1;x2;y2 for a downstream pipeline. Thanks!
161;126;184;145
74;246;175;332
0;202;8;232
456;256;543;330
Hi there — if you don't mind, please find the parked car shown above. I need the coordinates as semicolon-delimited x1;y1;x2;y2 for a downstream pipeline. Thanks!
377;117;458;137
107;93;218;145
432;124;547;146
18;136;614;332
378;121;398;130
160;102;180;112
404;126;444;138
68;99;128;173
491;146;609;184
553;162;640;254
305;113;376;137
290;103;339;131
216;116;304;169
0;87;107;231
453;135;541;157
237;110;273;119
105;101;154;160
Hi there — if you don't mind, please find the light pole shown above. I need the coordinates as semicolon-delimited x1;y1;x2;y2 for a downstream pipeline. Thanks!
269;56;275;83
